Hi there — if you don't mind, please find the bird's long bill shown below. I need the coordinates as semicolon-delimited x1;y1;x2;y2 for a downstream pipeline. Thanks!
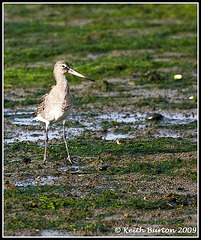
68;68;95;82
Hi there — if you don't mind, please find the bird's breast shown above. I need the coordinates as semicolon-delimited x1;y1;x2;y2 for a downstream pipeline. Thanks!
46;88;73;123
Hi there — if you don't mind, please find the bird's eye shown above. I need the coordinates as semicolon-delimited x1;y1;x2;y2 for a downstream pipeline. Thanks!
62;64;67;68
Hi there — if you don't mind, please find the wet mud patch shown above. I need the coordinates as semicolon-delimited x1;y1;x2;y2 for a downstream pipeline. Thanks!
4;137;197;237
4;77;198;236
4;100;197;144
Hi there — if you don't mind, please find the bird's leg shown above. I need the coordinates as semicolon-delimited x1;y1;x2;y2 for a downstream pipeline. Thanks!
63;121;72;165
43;123;49;163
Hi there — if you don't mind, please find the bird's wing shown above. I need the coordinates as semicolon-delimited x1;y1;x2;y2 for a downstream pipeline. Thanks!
33;93;49;117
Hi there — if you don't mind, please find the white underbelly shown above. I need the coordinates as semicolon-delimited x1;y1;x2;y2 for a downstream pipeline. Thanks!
49;106;72;123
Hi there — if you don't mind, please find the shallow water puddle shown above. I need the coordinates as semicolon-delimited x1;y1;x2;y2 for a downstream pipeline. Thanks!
96;111;146;123
102;132;132;141
10;175;61;188
36;229;72;236
5;128;85;144
4;165;87;189
57;164;86;172
4;107;197;143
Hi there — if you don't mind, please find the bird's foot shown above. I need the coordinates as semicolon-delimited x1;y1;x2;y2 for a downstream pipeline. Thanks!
66;156;73;165
66;156;77;165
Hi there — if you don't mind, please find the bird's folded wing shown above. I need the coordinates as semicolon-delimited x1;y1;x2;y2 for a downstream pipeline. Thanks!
33;93;49;116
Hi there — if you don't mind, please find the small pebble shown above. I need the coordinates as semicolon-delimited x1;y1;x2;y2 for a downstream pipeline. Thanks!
99;164;111;171
167;200;178;207
116;139;121;145
23;157;31;163
174;74;182;80
146;113;163;121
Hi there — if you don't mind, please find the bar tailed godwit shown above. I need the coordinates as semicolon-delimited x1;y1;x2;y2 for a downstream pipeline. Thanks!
33;60;95;164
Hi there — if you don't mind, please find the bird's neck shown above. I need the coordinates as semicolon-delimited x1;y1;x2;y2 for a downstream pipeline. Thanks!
54;72;69;89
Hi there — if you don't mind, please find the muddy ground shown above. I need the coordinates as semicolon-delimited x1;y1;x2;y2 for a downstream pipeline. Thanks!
4;76;197;237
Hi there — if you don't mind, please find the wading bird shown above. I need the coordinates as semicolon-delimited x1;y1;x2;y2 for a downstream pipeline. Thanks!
33;60;95;164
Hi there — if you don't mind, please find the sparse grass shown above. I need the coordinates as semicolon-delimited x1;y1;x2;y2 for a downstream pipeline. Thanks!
4;4;197;89
4;137;197;161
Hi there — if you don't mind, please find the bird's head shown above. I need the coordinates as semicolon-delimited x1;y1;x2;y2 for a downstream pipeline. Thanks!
54;60;95;82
